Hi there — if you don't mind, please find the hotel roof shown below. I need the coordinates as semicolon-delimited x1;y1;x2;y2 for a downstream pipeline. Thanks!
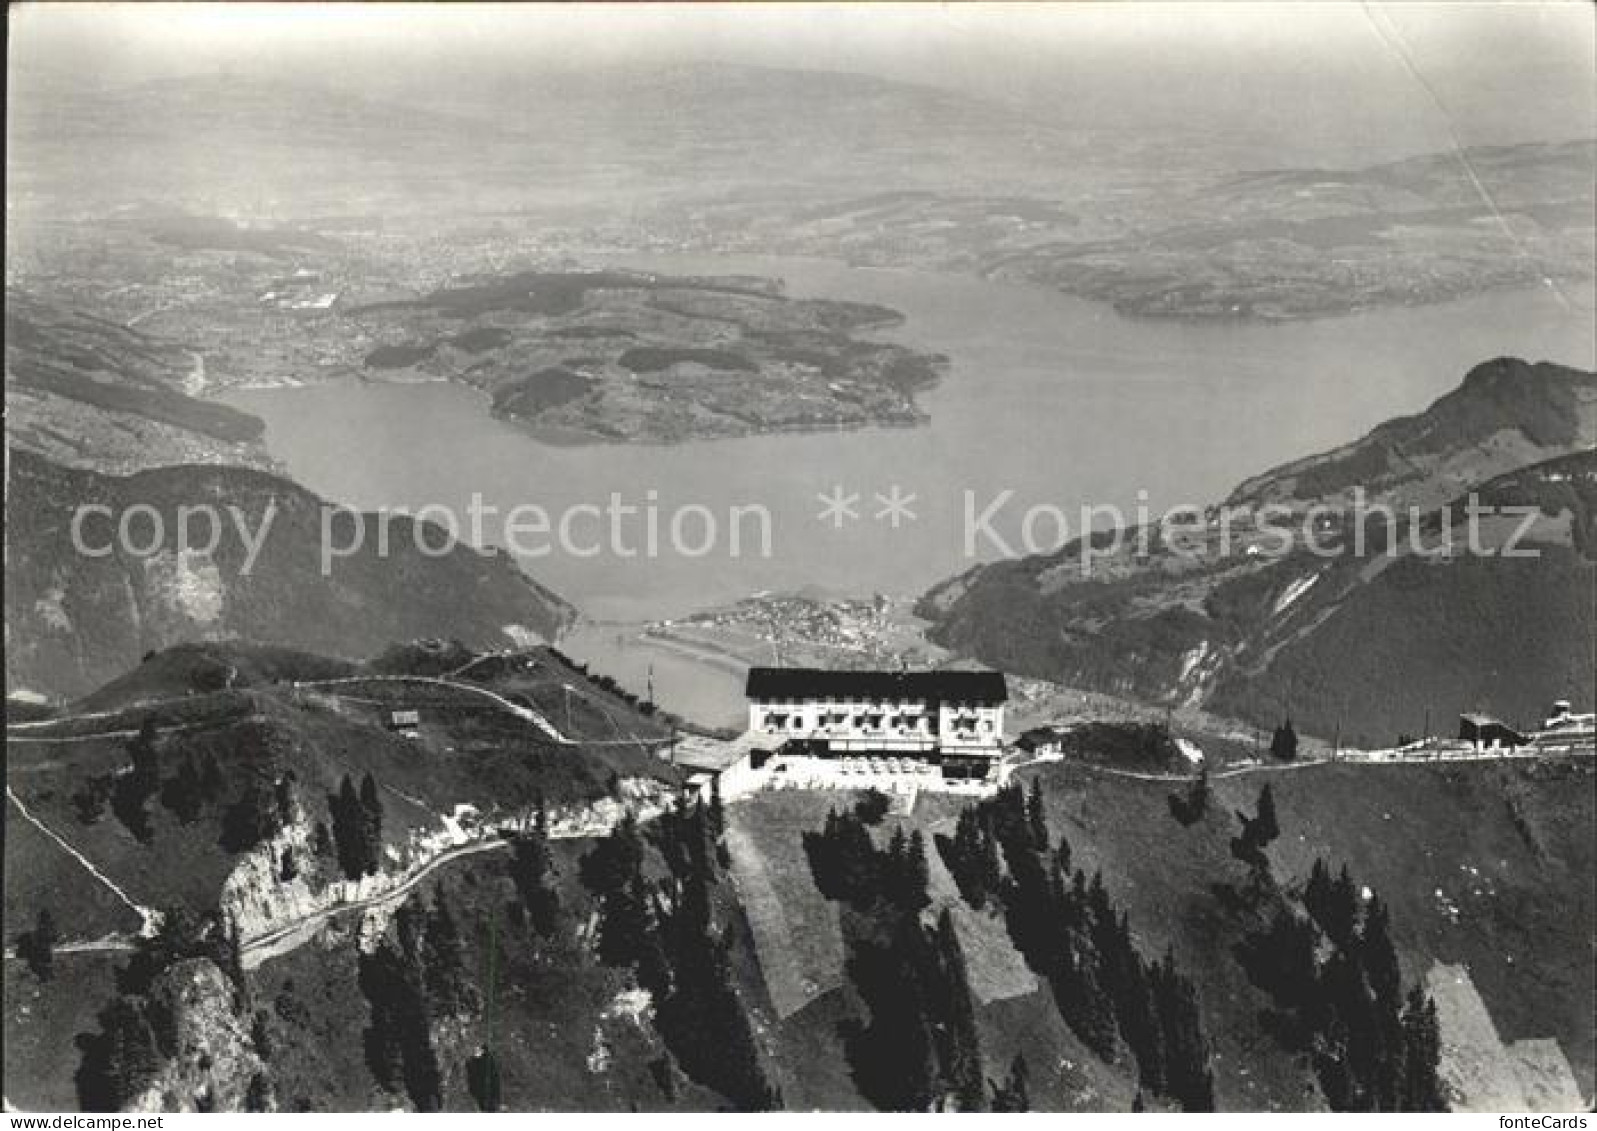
745;667;1008;703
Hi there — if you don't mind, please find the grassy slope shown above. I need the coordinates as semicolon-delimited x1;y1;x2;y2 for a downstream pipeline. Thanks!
4;644;677;933
726;788;1141;1112
1209;547;1596;746
4;642;683;1112
4;793;145;940
1026;757;1595;1102
3;953;122;1111
718;757;1592;1111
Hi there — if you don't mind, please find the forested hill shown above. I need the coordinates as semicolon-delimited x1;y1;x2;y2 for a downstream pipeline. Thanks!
1225;357;1597;512
5;290;273;475
920;359;1597;744
4;451;575;699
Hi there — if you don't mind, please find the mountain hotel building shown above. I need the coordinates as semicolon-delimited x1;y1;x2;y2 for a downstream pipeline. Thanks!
744;667;1009;778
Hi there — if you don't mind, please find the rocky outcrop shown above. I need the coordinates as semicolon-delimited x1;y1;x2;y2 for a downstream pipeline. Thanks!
223;777;679;958
127;960;267;1114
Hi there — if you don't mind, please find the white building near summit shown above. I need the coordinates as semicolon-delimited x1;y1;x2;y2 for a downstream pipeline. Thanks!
744;667;1008;779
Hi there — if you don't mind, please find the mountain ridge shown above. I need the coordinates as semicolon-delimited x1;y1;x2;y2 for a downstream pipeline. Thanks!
4;451;575;700
920;357;1597;743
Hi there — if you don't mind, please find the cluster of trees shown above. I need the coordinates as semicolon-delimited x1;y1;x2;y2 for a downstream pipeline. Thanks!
220;772;297;854
1048;721;1180;770
508;798;562;938
111;720;166;842
1229;784;1281;875
988;1054;1031;1112
803;808;930;913
802;803;986;1110
581;797;779;1111
938;804;1006;909
465;1048;502;1112
544;647;660;719
940;782;1216;1111
16;908;58;982
1240;860;1445;1111
76;909;252;1111
65;719;170;843
328;774;385;879
1271;720;1299;762
69;718;293;856
160;749;227;826
1167;766;1212;827
359;896;477;1111
844;907;988;1110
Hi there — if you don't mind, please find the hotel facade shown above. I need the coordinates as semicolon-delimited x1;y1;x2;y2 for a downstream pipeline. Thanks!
744;667;1008;778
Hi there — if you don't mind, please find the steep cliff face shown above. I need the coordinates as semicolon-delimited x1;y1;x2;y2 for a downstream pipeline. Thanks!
128;960;268;1114
221;814;331;945
224;778;678;948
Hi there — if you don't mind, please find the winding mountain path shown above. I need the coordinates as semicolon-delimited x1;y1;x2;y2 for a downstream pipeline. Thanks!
293;674;572;744
5;786;157;935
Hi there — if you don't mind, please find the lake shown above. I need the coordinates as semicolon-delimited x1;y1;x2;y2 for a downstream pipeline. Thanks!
223;258;1594;722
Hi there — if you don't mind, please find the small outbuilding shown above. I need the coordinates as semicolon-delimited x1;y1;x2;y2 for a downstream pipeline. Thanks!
1458;713;1527;750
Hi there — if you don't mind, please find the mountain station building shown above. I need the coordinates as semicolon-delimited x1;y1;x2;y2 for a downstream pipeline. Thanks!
744;667;1009;778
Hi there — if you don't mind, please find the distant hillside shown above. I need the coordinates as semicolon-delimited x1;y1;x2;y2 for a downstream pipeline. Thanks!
7;65;1059;219
5;291;273;475
922;359;1597;743
977;139;1597;317
4;452;575;699
1226;357;1597;512
659;138;1595;320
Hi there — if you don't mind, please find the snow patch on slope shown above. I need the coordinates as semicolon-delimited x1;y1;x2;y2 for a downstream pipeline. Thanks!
1272;572;1319;616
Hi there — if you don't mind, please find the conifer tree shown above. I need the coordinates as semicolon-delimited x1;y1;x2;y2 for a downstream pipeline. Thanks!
330;776;367;880
1399;986;1446;1111
1271;719;1299;761
423;895;474;1014
1254;783;1281;845
359;774;384;874
929;910;985;1111
907;830;931;911
1152;951;1215;1112
20;908;58;982
1026;778;1049;851
989;1054;1030;1112
597;872;656;969
511;828;562;937
467;1048;502;1112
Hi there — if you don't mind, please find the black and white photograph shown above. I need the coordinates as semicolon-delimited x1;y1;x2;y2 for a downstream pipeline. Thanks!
4;1;1594;1116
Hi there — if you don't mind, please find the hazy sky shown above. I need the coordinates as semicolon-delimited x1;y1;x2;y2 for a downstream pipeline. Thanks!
11;2;1595;161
